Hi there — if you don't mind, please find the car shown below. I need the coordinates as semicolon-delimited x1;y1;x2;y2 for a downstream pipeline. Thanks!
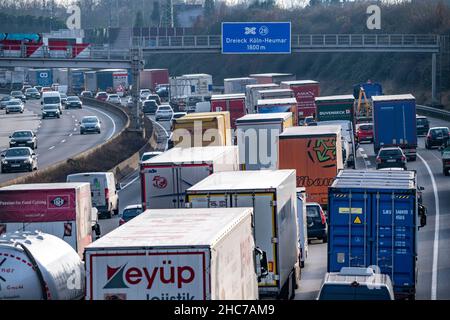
356;123;374;143
1;147;38;173
66;172;120;219
317;267;395;300
143;99;158;114
60;93;68;106
146;94;161;105
34;85;43;93
155;104;173;121
81;90;94;98
10;90;26;102
376;147;407;170
9;130;37;149
140;151;162;164
156;86;169;99
41;86;52;93
304;116;316;126
140;89;151;101
41;104;61;119
170;111;187;130
5;99;24;114
41;91;63;115
106;94;121;105
442;146;450;176
306;202;328;243
66;96;83;109
95;91;108;101
0;96;12;109
425;127;450;149
119;204;144;226
21;84;32;92
24;87;41;100
416;115;430;136
126;96;134;108
80;116;101;134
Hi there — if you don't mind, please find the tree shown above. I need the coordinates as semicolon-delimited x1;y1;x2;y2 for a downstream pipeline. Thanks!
134;10;144;27
151;1;160;26
204;0;215;16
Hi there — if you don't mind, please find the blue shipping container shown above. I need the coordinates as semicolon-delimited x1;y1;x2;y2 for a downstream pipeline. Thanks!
372;94;417;157
72;71;85;92
96;72;114;91
328;170;418;299
353;82;383;99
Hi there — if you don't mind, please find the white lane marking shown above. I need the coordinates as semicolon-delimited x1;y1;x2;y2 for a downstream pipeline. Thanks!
418;153;440;300
359;147;365;152
61;139;66;143
73;128;77;131
429;151;442;162
69;133;73;137
49;146;55;150
72;115;75;118
84;106;117;140
120;176;140;191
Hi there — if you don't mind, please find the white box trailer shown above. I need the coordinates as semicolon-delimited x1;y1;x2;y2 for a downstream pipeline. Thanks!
186;170;299;299
0;231;85;300
236;112;293;171
224;77;258;94
245;83;279;114
140;146;239;210
170;74;213;98
296;188;308;268
85;207;260;300
0;183;98;258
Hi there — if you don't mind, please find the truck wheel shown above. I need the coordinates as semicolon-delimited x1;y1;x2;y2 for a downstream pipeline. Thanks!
322;234;328;243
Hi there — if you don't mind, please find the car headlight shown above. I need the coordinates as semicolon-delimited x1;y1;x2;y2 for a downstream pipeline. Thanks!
10;141;16;144
2;160;8;164
24;159;31;164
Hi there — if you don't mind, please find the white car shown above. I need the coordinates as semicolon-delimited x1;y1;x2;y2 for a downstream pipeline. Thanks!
140;89;151;101
155;104;173;121
106;94;121;105
5;99;24;114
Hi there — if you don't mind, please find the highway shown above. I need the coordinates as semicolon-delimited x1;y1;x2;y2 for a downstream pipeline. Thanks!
97;114;450;300
0;96;126;184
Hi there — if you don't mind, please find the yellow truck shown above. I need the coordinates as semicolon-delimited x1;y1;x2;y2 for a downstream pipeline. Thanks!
171;111;232;147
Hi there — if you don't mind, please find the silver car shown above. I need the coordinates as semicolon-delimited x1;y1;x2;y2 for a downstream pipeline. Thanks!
80;116;101;134
155;104;173;121
0;96;13;109
5;99;24;114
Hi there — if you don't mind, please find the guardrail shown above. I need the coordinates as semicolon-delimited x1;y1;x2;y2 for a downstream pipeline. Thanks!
417;104;450;122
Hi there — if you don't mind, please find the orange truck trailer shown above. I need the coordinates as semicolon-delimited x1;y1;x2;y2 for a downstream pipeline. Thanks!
278;125;343;209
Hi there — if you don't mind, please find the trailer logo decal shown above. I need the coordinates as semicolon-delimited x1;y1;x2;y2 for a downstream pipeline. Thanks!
104;264;129;289
307;138;336;168
153;176;168;189
47;195;70;209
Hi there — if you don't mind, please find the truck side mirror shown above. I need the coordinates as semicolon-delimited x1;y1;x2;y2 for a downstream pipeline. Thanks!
92;223;101;238
254;247;269;281
418;204;427;229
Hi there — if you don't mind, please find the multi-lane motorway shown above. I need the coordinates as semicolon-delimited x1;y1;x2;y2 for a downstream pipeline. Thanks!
0;96;126;184
97;115;450;300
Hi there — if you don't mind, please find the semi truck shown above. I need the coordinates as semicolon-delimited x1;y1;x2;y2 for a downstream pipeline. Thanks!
245;83;279;114
256;97;298;126
236;112;293;170
0;183;99;258
281;80;320;122
0;231;85;300
169;74;213;99
278;125;343;209
224;77;257;94
210;93;246;129
315;95;355;126
27;68;53;87
140;69;169;91
328;170;426;299
140;146;239;209
249;73;295;84
186;170;299;300
85;208;263;300
171;111;232;148
372;94;417;160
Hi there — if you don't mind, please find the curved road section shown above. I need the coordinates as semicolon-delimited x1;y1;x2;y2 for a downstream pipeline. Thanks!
0;97;126;184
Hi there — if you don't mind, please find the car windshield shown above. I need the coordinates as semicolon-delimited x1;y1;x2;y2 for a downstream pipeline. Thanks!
60;94;67;98
359;124;372;131
144;100;156;106
97;93;107;97
173;113;185;119
141;153;159;162
7;100;20;105
159;106;172;111
43;97;60;104
82;117;98;123
67;96;80;101
26;88;38;93
1;96;11;101
443;151;450;158
417;118;428;125
380;149;401;156
122;208;142;220
307;206;320;218
11;91;22;96
109;95;118;99
43;105;57;110
12;131;32;138
431;128;449;136
5;148;30;157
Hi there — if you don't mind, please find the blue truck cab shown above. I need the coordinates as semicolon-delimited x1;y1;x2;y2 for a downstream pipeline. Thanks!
372;94;417;161
328;170;422;300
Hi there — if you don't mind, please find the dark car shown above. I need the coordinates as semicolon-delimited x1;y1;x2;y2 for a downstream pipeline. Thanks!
356;123;374;143
81;90;94;98
10;90;26;102
376;147;407;170
425;127;450;149
60;93;68;106
119;204;144;226
143;99;158;114
9;130;37;149
416;116;430;136
1;147;38;173
306;203;328;243
80;116;101;134
442;147;450;176
66;96;83;109
25;87;41;100
41;104;60;119
0;96;12;109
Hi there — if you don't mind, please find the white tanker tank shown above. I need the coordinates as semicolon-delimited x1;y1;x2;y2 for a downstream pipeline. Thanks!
0;231;85;300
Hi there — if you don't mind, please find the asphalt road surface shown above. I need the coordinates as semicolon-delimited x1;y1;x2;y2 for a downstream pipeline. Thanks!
98;114;450;300
0;96;126;184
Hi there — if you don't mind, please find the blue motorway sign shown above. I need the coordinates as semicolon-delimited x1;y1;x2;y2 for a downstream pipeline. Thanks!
222;22;291;54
